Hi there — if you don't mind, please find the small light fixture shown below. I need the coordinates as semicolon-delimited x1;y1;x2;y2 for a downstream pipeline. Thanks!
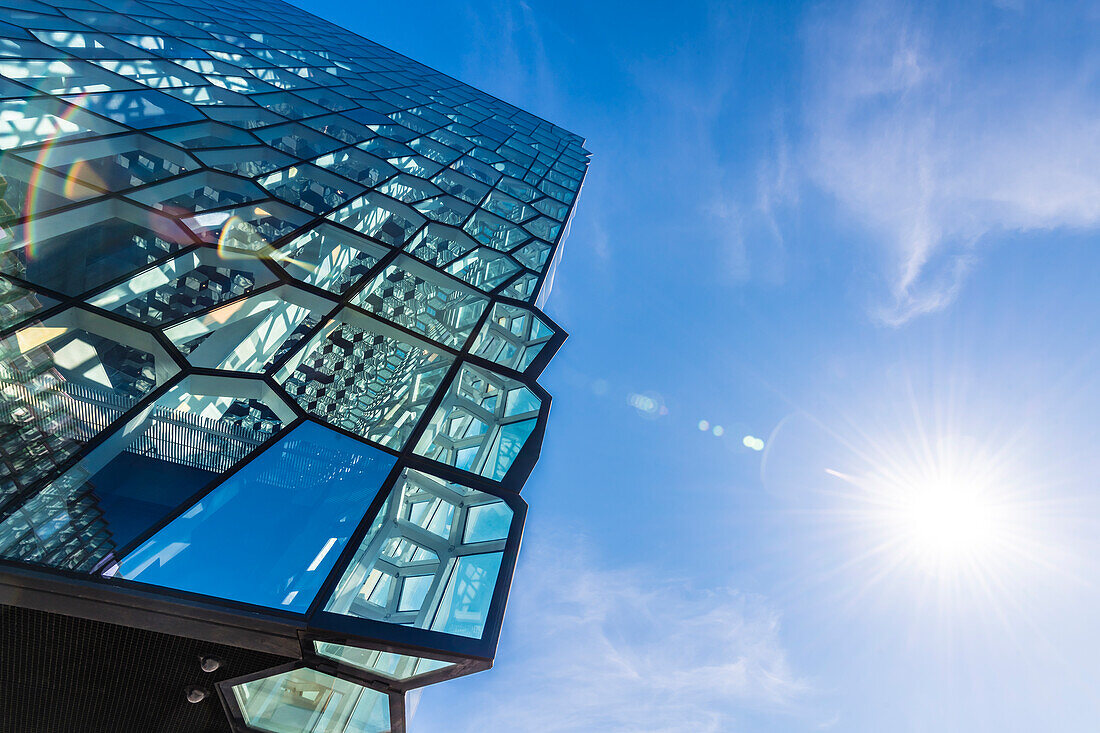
185;686;208;704
200;656;222;673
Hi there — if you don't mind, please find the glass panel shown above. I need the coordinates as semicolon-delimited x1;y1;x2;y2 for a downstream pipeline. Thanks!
181;200;311;245
311;147;395;188
403;222;477;267
62;89;204;127
258;164;365;215
196;146;295;177
124;170;267;214
463;210;529;252
277;312;452;449
232;667;390;733
313;641;453;682
350;257;488;349
0;155;100;222
164;286;331;374
149;120;257;149
414;364;541;481
327;194;424;248
0;59;138;96
430;553;503;637
502;272;539;302
469;302;556;373
86;248;276;325
325;468;513;640
12;132;199;195
1;198;193;296
443;248;521;292
512;240;552;272
110;421;396;611
463;502;511;544
275;223;387;295
0;276;54;330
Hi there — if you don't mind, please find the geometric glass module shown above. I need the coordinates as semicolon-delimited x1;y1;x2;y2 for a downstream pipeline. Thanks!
414;364;542;481
350;257;488;349
325;468;514;640
231;666;391;733
469;301;557;373
278;312;452;450
110;421;396;612
313;641;453;683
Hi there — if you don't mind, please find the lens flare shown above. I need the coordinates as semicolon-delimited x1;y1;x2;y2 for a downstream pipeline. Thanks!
22;93;92;259
215;214;316;272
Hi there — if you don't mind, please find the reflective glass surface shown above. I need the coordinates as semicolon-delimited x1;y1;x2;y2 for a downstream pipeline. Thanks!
0;0;586;711
326;468;514;640
232;667;390;733
313;641;453;682
110;421;395;611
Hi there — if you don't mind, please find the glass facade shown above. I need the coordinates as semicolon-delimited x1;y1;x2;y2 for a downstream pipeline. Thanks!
0;0;587;730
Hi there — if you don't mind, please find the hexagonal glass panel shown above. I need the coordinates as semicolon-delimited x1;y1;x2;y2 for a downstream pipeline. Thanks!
350;257;488;349
277;311;452;449
325;468;514;640
231;667;390;733
414;364;541;481
313;641;453;682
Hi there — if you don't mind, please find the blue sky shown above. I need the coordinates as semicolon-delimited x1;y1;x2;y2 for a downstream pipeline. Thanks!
296;1;1100;730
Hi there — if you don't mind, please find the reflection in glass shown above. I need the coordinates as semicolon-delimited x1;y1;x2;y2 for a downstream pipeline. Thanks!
278;312;452;449
276;223;387;295
313;641;453;682
414;364;541;481
110;421;395;612
232;667;390;733
164;285;332;374
0;369;293;571
350;257;488;349
325;468;513;640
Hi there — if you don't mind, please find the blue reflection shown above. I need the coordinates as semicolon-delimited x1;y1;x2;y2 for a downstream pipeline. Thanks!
65;90;202;127
112;421;395;612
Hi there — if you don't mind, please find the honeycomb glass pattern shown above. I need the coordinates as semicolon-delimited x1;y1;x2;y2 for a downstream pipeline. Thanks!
325;468;517;640
0;0;586;726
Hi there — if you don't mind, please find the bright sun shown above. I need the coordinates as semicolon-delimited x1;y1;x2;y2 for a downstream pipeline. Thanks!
895;479;1001;569
825;433;1031;586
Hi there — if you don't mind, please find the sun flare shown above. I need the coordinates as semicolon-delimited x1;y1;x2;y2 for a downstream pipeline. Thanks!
892;478;1004;570
823;427;1040;592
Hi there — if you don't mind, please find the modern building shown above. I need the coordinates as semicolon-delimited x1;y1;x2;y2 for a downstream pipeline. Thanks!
0;1;588;729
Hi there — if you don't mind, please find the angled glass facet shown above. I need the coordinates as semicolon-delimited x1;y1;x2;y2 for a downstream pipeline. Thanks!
231;667;391;733
109;421;395;611
277;311;452;449
414;364;541;481
313;641;453;682
350;256;489;349
325;468;514;640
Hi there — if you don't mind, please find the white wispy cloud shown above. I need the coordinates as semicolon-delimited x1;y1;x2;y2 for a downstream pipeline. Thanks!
801;0;1100;324
414;535;807;733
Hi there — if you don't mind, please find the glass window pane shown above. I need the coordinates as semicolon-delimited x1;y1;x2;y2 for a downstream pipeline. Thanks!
350;257;488;349
277;311;452;449
414;364;541;482
232;667;390;733
110;421;396;611
313;641;453;682
430;553;503;638
463;503;511;544
325;468;513;640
